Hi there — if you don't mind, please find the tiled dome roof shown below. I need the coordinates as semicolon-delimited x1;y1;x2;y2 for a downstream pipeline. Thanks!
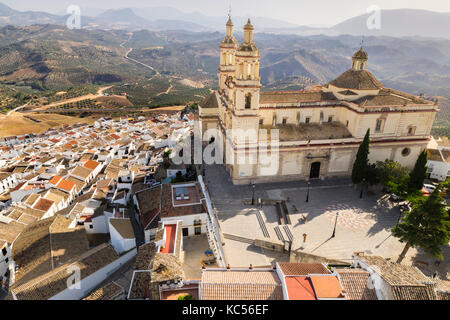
353;48;368;60
329;69;383;90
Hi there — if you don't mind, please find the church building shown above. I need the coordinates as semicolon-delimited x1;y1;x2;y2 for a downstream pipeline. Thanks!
199;17;439;185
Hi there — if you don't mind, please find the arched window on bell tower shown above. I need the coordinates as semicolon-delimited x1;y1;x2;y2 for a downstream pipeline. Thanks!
245;93;252;109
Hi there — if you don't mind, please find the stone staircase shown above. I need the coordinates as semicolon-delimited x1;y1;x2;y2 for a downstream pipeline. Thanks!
223;233;254;245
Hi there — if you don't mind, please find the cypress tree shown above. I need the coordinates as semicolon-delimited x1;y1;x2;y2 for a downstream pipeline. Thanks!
408;150;428;192
392;184;450;263
352;129;370;184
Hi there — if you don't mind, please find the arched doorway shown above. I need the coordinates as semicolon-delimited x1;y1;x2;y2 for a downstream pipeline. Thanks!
309;162;321;179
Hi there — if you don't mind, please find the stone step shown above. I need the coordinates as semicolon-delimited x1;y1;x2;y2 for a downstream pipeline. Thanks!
223;233;254;245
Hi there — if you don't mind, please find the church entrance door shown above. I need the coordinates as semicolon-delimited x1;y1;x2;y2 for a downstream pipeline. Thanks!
309;162;321;179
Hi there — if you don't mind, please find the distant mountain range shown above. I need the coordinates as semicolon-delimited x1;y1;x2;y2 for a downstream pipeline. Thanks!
1;2;450;39
333;9;450;39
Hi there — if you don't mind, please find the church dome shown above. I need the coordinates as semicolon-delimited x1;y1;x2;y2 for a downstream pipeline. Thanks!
329;69;383;90
353;48;368;60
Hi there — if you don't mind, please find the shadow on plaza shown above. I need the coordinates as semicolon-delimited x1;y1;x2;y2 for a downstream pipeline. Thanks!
410;245;450;279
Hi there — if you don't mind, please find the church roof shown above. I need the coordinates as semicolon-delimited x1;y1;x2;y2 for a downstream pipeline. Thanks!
353;48;368;60
352;88;429;106
200;92;219;109
329;69;384;90
259;91;336;104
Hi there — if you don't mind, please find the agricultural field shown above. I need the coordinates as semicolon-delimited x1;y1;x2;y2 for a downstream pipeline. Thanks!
0;84;43;113
0;111;97;137
149;82;211;107
432;97;450;138
47;95;133;112
106;77;211;107
44;86;100;104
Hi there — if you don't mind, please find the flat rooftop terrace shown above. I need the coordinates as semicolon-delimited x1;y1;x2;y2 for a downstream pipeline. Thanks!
160;224;176;254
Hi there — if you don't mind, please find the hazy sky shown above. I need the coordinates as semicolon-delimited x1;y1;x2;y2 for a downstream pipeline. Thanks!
3;0;450;26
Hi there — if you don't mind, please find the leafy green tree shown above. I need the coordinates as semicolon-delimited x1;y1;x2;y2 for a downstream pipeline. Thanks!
408;150;428;193
392;184;450;263
366;163;380;186
376;159;409;197
352;129;370;184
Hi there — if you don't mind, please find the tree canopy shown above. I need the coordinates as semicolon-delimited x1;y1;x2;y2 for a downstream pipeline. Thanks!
408;150;428;193
376;159;409;196
392;183;450;262
352;129;370;184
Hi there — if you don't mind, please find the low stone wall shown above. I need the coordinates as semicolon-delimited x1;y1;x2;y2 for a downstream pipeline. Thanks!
290;249;349;266
254;238;285;253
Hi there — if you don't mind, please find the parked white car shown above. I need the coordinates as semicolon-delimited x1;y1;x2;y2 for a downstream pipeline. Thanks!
423;184;436;193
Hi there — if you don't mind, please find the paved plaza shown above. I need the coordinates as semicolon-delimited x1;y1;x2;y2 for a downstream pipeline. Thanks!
204;164;449;278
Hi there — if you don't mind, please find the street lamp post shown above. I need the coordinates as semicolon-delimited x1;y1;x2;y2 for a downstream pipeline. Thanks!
360;178;366;199
306;182;311;202
251;183;256;205
331;212;339;238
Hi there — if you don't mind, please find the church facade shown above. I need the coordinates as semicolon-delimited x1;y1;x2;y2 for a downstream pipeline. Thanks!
199;17;439;185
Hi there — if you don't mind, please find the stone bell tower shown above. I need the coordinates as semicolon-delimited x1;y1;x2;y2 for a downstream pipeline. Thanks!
233;19;261;119
218;15;239;94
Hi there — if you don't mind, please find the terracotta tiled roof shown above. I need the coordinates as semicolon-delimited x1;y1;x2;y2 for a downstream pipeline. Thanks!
352;88;429;106
358;256;431;286
357;255;437;300
285;276;317;300
33;198;54;212
200;92;219;109
23;193;41;207
129;271;152;299
336;268;378;300
83;160;100;171
436;279;450;300
160;184;206;218
278;262;330;276
11;215;89;284
56;179;76;192
11;243;118;300
135;242;157;270
83;281;124;300
49;175;63;185
65;176;86;192
135;185;162;229
43;189;66;206
309;275;346;299
201;269;283;300
110;218;135;239
259;91;336;104
71;165;92;180
0;220;27;245
329;69;384;90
